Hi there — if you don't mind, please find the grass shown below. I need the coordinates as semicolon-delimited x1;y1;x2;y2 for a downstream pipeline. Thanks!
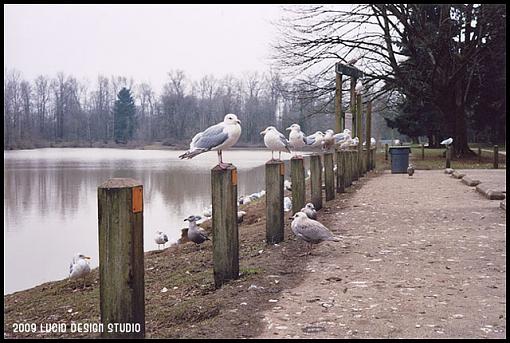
374;146;506;171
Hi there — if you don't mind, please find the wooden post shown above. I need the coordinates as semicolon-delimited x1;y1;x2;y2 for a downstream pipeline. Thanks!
266;160;284;244
291;157;305;214
98;178;145;338
478;145;482;164
310;154;323;210
324;152;335;201
211;165;239;288
352;150;359;181
356;93;363;177
493;145;499;169
445;146;451;168
350;76;357;134
385;143;389;161
335;67;343;132
365;101;372;172
421;144;425;160
336;150;345;193
346;151;352;187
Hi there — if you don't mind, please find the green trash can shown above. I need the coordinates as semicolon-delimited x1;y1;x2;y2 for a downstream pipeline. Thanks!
389;146;411;173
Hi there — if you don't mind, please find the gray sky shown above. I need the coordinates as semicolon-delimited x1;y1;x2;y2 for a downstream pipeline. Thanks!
4;4;284;92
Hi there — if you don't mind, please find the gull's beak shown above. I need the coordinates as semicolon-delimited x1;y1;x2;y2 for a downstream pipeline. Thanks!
84;256;91;260
236;119;241;124
289;216;294;220
183;218;188;221
260;130;266;135
285;127;291;131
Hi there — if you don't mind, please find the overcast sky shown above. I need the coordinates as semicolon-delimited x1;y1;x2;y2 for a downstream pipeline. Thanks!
4;4;285;92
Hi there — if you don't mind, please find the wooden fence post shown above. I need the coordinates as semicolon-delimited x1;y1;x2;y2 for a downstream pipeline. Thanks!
266;160;285;244
336;150;345;193
365;101;372;172
385;143;389;161
493;145;499;169
356;93;363;177
324;152;335;201
98;178;145;338
478;145;482;164
310;154;323;210
421;144;425;160
291;157;305;214
211;165;239;288
335;66;343;132
352;150;359;181
445;146;451;168
346;151;352;187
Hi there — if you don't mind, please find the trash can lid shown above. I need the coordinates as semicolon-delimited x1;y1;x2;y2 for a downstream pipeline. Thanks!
388;146;411;153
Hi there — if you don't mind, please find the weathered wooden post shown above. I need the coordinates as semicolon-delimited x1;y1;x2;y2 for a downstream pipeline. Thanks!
324;152;335;201
335;65;343;132
421;144;425;160
371;147;376;170
266;160;284;244
291;157;305;214
350;76;357;134
445;146;451;168
385;143;389;161
365;101;372;173
211;165;239;288
356;93;363;177
493;145;499;169
98;178;145;338
336;150;345;193
346;151;352;187
352;150;359;181
478;145;482;164
310;154;323;210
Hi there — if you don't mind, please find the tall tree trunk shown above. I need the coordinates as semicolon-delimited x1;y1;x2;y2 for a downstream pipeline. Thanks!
453;78;474;157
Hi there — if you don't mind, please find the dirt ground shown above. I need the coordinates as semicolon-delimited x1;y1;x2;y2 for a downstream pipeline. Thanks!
256;169;506;339
4;169;506;339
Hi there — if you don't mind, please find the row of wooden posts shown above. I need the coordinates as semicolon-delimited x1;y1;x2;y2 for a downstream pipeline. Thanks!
95;147;376;337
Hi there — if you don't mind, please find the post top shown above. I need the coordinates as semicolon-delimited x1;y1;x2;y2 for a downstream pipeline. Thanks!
99;178;143;189
265;159;285;165
211;164;237;172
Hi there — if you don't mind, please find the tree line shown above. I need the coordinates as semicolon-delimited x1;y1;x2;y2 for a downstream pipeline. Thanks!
4;68;399;150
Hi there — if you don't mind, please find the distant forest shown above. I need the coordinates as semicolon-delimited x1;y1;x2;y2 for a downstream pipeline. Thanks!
3;69;397;150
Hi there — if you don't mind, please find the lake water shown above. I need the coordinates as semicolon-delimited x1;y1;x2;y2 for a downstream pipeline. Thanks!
4;148;306;295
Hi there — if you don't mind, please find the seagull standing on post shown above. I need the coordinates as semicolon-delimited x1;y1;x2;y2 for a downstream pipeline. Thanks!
260;126;291;160
355;80;364;95
322;130;336;151
440;137;453;146
179;113;241;169
305;131;325;150
286;123;307;157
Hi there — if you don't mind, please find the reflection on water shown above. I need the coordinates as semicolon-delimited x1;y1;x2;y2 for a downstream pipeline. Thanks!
4;148;310;294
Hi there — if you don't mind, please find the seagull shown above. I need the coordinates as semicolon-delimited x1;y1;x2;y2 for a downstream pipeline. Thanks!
334;129;351;145
284;196;292;212
237;210;247;223
260;126;291;160
355;80;364;94
289;212;343;255
284;179;292;191
184;215;210;250
301;203;317;220
179;113;242;169
407;164;415;177
350;137;359;146
286;124;307;157
440;137;453;146
154;230;169;250
305;131;325;149
69;253;92;289
322;130;336;151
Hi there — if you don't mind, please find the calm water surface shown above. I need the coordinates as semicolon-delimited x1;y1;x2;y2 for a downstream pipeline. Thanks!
4;148;305;294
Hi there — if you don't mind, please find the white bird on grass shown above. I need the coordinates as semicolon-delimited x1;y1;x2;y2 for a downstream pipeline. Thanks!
69;253;92;289
290;212;343;255
154;230;169;250
179;113;241;169
440;137;453;146
184;215;210;250
260;126;291;160
286;123;307;157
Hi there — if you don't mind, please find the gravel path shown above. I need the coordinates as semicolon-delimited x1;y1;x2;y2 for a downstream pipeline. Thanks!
256;170;506;339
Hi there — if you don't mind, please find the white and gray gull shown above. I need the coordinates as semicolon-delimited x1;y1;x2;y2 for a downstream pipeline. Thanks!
301;202;318;220
260;126;291;160
286;123;307;157
179;113;241;169
154;230;169;250
290;212;343;254
184;215;210;249
69;253;92;288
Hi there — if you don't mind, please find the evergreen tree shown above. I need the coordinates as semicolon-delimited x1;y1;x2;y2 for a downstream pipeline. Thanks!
113;87;135;144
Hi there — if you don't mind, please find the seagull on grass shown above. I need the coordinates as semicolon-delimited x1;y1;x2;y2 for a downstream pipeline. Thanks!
290;212;343;255
69;253;92;289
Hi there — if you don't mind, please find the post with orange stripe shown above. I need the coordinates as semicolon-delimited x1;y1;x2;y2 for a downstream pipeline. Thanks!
211;165;239;288
98;178;145;338
265;159;285;244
